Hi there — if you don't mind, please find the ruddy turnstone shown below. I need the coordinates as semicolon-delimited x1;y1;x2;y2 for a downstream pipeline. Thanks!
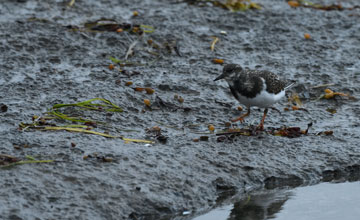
214;64;293;130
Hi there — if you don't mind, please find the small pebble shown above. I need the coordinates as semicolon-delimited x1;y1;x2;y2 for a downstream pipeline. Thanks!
125;81;133;86
103;157;113;162
182;211;191;215
199;136;209;141
193;138;199;142
144;99;151;107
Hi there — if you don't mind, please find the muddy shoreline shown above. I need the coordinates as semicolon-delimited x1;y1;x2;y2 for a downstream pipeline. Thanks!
1;0;360;219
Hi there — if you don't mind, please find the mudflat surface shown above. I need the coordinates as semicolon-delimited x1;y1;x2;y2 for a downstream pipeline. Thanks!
0;0;360;219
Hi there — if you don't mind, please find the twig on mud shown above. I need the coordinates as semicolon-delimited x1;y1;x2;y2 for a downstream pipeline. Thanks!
192;131;215;135
155;121;184;131
0;154;54;168
125;40;138;60
122;137;155;144
310;83;335;89
21;115;43;132
68;0;75;7
210;37;219;51
142;49;160;57
216;129;252;136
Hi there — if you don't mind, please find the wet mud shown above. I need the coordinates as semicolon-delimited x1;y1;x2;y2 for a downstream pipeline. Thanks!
0;0;360;219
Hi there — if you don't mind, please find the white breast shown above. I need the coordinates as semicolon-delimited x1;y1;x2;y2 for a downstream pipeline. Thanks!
236;89;285;108
231;79;286;108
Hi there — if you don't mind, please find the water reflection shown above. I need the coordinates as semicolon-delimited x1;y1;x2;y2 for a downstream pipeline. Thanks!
192;190;292;220
193;181;360;220
228;190;292;220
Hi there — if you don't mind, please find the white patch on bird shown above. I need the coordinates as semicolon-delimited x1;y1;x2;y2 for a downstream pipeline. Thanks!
235;79;285;108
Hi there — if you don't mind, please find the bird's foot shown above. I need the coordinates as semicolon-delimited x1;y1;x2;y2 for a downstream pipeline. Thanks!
231;116;245;123
256;123;264;131
256;108;268;131
231;108;250;123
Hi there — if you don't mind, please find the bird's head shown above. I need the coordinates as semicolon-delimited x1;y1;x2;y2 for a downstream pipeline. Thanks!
214;64;243;81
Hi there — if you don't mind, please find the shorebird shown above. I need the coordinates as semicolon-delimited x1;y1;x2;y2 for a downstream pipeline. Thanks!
214;64;293;130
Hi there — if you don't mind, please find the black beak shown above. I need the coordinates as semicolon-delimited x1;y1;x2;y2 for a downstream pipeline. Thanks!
214;73;226;81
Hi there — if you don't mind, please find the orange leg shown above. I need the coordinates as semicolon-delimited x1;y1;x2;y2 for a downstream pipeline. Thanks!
257;108;268;130
231;108;250;123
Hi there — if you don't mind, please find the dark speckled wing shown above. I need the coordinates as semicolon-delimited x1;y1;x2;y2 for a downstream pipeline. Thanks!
229;74;264;99
257;70;286;94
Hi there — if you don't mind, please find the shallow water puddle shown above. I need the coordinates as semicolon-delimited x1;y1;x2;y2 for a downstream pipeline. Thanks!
191;204;233;220
192;182;360;220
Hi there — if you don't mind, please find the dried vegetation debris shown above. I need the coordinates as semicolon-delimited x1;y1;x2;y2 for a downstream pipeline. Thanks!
216;123;315;140
145;126;168;144
0;103;8;113
319;88;356;100
18;98;153;143
191;121;333;142
185;0;261;11
0;154;53;168
284;84;357;117
66;19;154;35
152;96;191;112
287;0;360;10
83;152;114;163
0;154;19;166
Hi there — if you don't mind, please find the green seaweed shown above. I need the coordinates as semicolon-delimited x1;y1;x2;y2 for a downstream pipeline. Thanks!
48;111;95;123
140;24;155;33
47;98;123;124
52;98;123;112
1;155;54;169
